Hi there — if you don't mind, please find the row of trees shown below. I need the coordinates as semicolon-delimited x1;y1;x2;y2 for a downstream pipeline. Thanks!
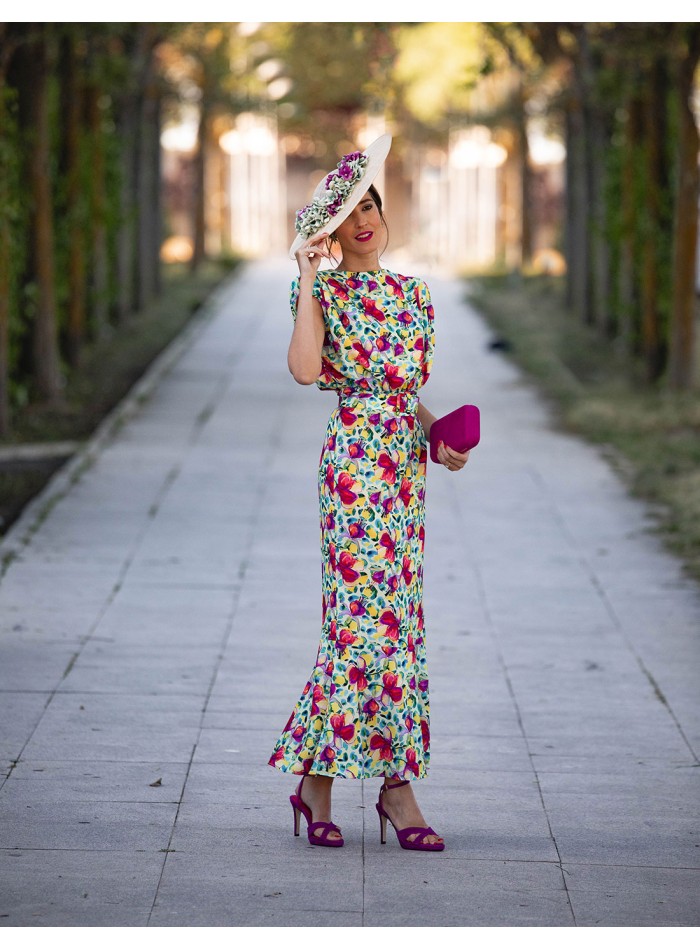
487;23;700;390
0;23;170;437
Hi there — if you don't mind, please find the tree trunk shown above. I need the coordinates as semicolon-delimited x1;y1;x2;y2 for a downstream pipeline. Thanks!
191;99;208;272
136;59;159;309
28;29;63;403
61;33;87;366
86;82;109;341
640;56;669;383
589;95;614;337
0;87;11;437
618;91;644;358
668;28;700;390
516;82;533;268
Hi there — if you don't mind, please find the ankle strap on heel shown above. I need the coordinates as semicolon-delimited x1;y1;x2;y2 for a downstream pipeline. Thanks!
382;778;410;790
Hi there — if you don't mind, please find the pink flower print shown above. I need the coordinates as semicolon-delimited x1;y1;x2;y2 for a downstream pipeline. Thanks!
384;364;405;390
338;550;360;584
351;341;373;368
404;714;414;732
348;521;365;539
394;343;405;356
268;748;285;766
362;296;385;321
401;555;413;585
339;406;357;428
387;574;399;592
348;441;365;460
328;589;337;609
372;569;385;584
349;598;366;617
336;471;358;506
377;451;399;485
325;512;336;531
291;723;305;744
408;633;416;663
369;412;381;425
320;745;336;765
381;496;394;515
381;644;398;658
329;542;337;572
363;697;379;719
338;161;353;180
420;718;430;751
321;356;345;380
349;660;368;691
418;678;429;692
405;747;420;778
397;310;413;325
337;627;358;648
405;519;414;537
283;712;294;732
379;609;400;641
330;712;356;744
376;335;391;352
328;618;337;643
369;490;382;506
347;276;364;289
370;731;394;762
310;684;326;716
324;464;335;493
379;531;396;561
367;279;378;291
385;274;405;298
327;277;349;300
383;418;399;436
381;671;403;704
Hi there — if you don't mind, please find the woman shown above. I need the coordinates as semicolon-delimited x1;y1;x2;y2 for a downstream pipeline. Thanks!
267;135;469;851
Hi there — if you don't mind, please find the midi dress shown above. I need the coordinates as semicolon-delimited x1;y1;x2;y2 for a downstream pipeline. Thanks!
267;267;435;781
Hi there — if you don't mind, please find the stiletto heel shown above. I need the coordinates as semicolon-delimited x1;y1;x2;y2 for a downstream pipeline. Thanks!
378;811;387;844
375;778;445;852
288;774;344;848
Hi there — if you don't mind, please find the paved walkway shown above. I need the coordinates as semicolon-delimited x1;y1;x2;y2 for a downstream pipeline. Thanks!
1;259;699;927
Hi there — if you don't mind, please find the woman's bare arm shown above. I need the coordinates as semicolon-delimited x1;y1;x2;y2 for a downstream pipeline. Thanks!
288;233;331;385
288;276;325;384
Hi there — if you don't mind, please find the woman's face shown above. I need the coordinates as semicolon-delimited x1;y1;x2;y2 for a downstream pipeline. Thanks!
333;191;385;257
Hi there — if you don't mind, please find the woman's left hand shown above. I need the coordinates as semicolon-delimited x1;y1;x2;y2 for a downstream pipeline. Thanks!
437;440;470;472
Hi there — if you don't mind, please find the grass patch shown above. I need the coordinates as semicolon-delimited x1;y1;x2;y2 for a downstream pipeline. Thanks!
467;271;700;584
0;256;240;536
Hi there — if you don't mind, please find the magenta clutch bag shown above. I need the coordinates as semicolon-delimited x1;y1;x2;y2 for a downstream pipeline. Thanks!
429;404;480;463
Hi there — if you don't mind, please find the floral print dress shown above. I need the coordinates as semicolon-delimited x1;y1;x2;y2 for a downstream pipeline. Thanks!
267;268;435;781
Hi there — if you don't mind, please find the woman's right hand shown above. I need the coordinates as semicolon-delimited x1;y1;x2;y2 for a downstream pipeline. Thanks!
295;232;331;278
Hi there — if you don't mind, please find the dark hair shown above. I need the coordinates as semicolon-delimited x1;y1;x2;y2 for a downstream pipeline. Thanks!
326;184;389;263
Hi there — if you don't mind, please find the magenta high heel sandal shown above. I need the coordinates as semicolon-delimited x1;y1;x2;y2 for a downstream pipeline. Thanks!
376;778;445;851
289;774;344;848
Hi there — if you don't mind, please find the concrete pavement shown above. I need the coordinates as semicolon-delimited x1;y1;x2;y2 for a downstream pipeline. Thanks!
1;258;699;926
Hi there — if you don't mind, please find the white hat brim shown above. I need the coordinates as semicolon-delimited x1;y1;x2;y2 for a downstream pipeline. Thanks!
288;133;392;260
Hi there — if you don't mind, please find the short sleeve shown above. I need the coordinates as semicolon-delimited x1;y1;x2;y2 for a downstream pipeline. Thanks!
417;279;435;385
289;274;324;323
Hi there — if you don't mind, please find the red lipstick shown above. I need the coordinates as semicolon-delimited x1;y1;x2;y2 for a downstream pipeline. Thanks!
356;231;374;243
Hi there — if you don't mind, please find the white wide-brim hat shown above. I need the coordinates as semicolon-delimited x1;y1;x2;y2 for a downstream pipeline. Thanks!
288;133;392;260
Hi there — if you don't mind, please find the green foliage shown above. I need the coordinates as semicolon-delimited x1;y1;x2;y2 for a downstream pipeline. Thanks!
0;84;30;400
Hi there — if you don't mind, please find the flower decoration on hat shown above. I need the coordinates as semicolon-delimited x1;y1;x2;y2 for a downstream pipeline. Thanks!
294;151;369;239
